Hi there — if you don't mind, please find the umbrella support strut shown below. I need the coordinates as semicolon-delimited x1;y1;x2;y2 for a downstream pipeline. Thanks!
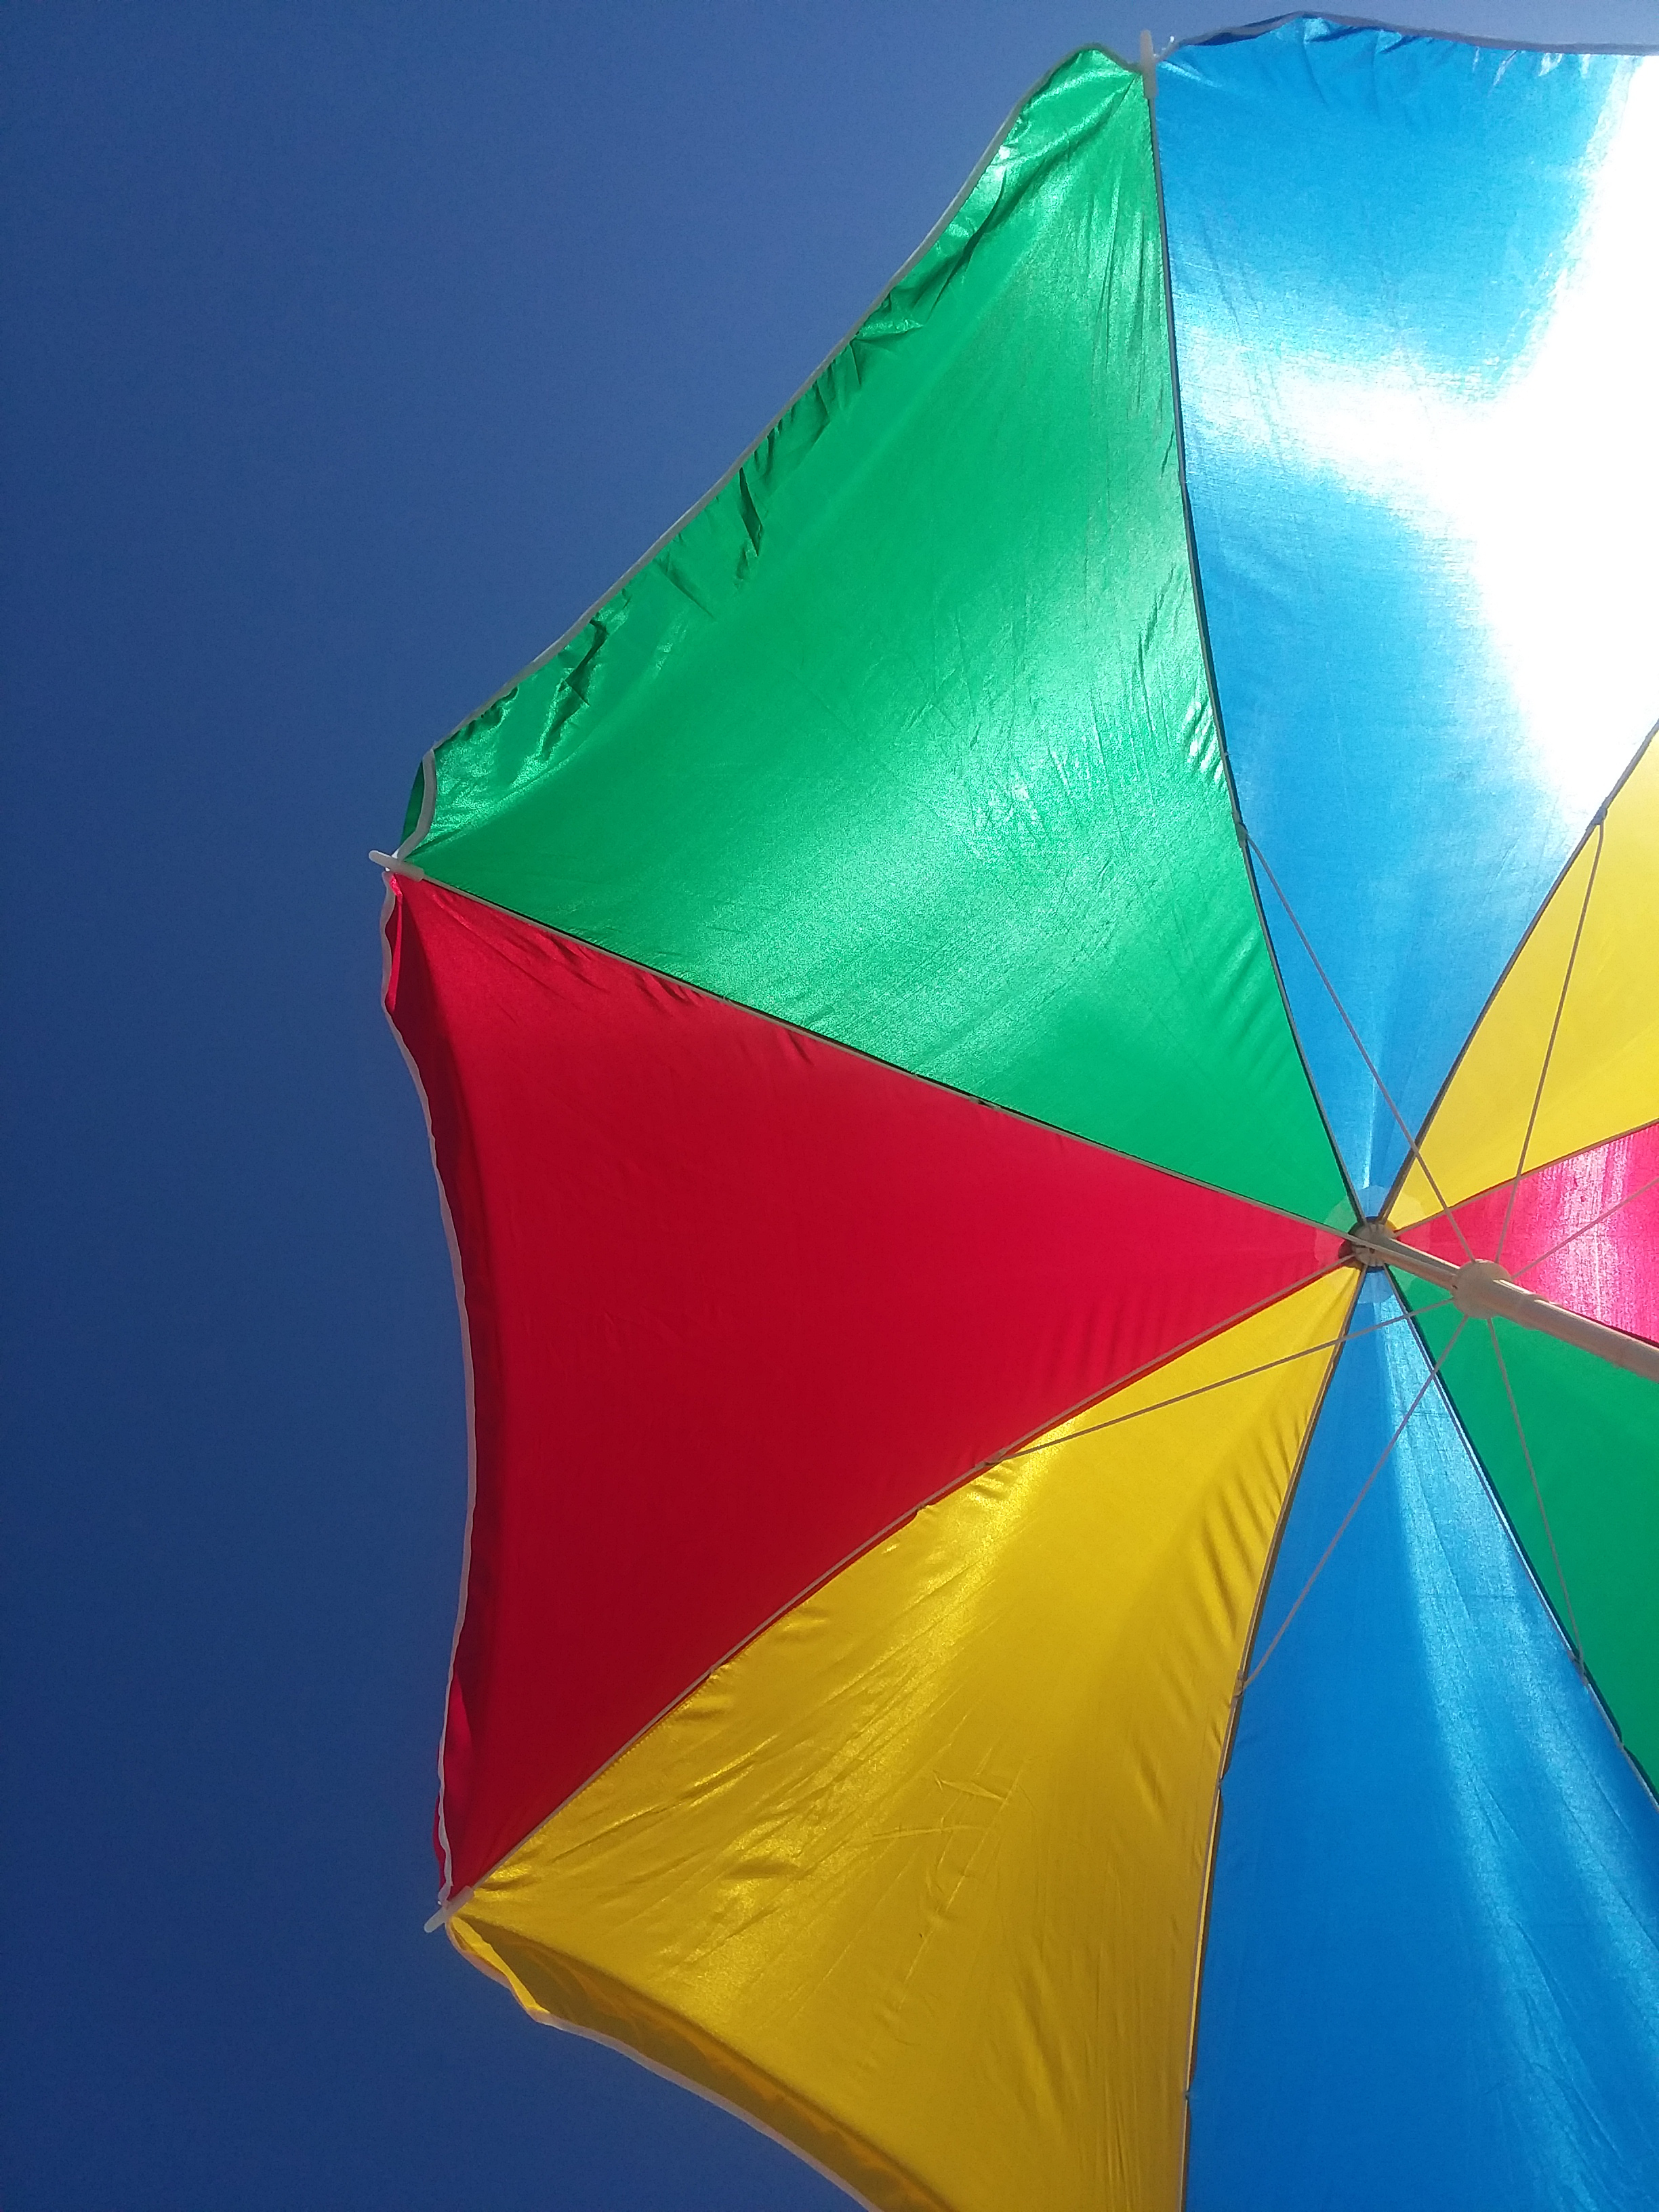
1345;1223;1659;1385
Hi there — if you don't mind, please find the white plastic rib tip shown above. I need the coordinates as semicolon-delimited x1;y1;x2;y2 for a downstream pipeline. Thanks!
423;1886;473;1934
1344;1221;1659;1385
369;849;425;881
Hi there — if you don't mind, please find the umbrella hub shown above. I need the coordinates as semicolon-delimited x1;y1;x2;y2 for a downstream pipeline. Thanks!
1342;1216;1403;1273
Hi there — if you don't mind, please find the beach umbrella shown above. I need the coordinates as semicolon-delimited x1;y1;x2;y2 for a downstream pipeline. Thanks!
377;19;1659;2209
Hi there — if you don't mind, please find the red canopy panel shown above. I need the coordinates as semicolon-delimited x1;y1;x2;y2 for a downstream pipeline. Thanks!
1404;1119;1659;1349
384;876;1339;1896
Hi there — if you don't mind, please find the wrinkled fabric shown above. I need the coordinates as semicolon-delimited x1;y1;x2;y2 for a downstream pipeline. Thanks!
405;47;1343;1224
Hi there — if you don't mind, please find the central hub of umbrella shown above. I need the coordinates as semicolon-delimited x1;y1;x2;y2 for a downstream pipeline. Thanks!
1340;1216;1400;1273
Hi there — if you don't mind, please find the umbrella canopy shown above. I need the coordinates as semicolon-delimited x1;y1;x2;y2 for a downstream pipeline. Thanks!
380;19;1659;2210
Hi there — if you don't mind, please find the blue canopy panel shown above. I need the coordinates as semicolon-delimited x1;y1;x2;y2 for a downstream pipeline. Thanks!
1187;1277;1659;2211
1159;20;1659;1202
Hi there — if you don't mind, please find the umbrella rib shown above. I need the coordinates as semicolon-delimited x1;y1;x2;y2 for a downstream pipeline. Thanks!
1513;1170;1659;1279
1483;1316;1586;1672
1237;1317;1470;1693
999;1296;1450;1462
1246;835;1477;1262
1496;822;1603;1265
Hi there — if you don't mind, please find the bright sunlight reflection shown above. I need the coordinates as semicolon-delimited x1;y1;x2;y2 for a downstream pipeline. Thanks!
1182;57;1659;823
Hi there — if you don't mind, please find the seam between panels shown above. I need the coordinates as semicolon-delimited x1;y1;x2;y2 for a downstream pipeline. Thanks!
1166;13;1659;58
1381;716;1659;1225
1141;55;1359;1231
1175;1273;1358;2212
380;881;482;1913
399;43;1135;829
1391;1281;1659;1814
407;872;1343;1234
429;1262;1348;1925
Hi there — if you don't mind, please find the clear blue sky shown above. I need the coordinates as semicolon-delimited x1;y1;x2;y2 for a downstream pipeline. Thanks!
3;4;1654;2205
